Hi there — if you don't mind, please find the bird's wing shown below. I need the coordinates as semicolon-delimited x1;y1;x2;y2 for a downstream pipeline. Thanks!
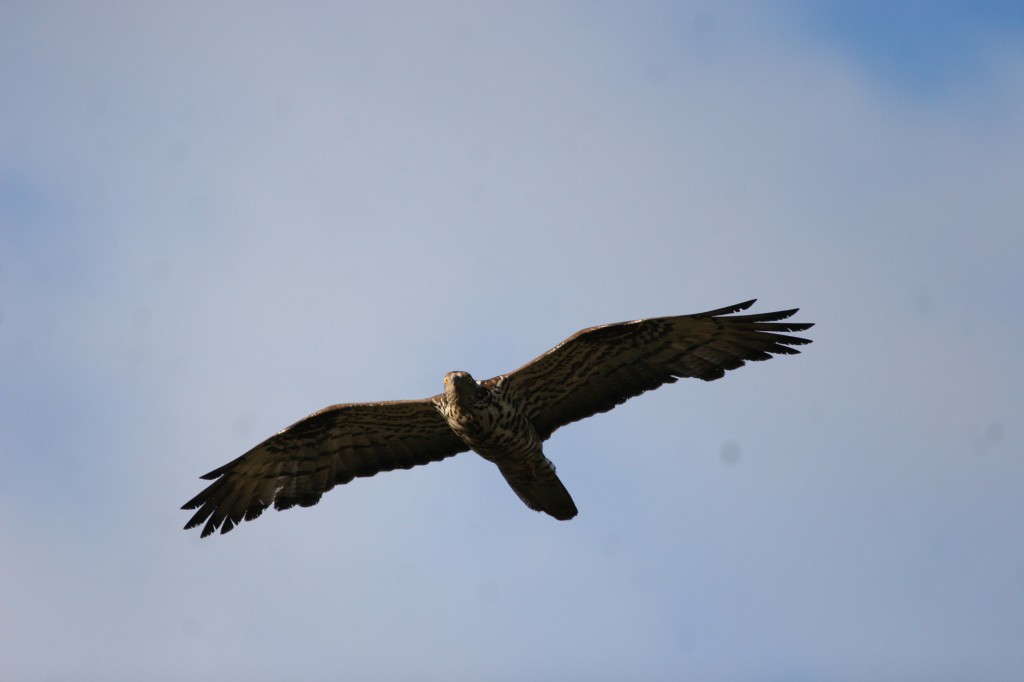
182;398;468;536
491;300;813;440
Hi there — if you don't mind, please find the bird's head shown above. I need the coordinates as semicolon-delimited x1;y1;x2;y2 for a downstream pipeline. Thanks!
443;371;485;405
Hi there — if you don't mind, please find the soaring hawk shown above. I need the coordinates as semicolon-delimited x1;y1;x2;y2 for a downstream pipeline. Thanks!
183;300;812;536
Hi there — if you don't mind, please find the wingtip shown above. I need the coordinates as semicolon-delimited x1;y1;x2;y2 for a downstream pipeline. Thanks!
200;466;226;481
696;299;757;318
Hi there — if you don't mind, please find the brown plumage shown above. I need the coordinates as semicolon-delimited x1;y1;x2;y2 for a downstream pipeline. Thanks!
183;300;812;536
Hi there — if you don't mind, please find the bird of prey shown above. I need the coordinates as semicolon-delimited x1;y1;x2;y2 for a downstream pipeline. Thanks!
182;300;812;536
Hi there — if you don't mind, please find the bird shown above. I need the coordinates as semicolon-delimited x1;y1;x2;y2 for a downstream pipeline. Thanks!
182;299;812;536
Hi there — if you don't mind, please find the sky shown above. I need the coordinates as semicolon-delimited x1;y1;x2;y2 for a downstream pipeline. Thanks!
2;1;1023;680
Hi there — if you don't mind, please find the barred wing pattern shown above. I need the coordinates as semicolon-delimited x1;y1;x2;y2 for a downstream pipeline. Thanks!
182;400;468;537
493;300;813;440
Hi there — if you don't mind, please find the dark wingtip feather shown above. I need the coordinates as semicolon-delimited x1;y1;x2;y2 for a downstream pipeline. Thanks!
199;455;244;480
696;299;757;318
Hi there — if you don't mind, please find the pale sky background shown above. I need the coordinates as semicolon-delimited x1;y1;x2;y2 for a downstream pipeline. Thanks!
2;2;1023;680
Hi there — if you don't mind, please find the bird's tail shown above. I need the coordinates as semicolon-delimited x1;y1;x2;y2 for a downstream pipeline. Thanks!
497;454;578;521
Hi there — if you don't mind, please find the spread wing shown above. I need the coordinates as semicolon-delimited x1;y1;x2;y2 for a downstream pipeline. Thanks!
182;398;468;537
491;300;813;440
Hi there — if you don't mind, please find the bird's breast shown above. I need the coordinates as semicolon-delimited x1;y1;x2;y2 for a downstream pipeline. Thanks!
440;391;540;464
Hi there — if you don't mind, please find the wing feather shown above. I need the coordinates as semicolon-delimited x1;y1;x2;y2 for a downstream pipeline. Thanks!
182;398;468;536
491;300;813;439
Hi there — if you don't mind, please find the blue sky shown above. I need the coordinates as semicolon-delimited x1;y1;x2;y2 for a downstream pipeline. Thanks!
2;2;1023;680
793;1;1024;98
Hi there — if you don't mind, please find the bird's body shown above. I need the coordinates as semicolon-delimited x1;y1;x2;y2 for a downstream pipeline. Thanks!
183;300;812;536
439;371;577;520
